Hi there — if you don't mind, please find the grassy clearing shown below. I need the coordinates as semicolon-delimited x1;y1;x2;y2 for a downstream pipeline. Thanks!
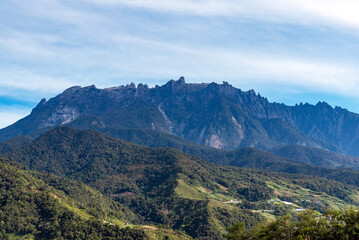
175;179;236;202
175;179;206;200
260;212;276;221
266;181;357;211
142;226;193;240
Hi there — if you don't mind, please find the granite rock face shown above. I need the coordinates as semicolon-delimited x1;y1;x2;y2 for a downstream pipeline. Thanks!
1;77;359;155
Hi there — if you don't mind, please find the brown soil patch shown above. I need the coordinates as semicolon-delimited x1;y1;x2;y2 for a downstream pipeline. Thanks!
142;226;158;231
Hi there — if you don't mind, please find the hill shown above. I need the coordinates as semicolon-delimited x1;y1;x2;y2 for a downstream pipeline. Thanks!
64;121;359;186
3;78;359;155
7;118;359;173
7;127;359;239
0;157;147;239
270;145;359;169
0;135;32;154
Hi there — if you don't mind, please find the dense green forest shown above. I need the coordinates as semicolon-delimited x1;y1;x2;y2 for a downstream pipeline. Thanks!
227;209;359;240
13;118;359;188
0;135;32;154
0;156;194;239
65;121;359;188
270;144;359;169
5;127;359;239
0;157;147;239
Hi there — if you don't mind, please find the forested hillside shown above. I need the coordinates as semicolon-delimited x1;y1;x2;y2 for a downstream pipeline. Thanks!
227;209;359;240
63;122;359;188
270;145;359;169
0;157;146;239
0;135;32;154
6;127;359;239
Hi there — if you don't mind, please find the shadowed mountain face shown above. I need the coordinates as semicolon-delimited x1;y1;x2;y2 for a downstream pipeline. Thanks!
1;77;359;155
270;145;359;169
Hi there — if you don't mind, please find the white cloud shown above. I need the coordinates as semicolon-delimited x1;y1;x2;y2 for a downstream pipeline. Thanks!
239;55;358;95
10;0;107;26
1;0;358;97
283;0;359;27
0;32;59;58
89;0;241;16
0;107;31;129
1;0;359;114
91;35;359;96
87;0;359;29
0;70;75;93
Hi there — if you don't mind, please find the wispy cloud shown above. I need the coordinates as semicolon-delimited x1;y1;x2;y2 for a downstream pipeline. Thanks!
0;32;59;58
80;33;359;97
87;0;359;29
0;69;75;93
1;0;359;128
8;0;107;26
0;106;32;129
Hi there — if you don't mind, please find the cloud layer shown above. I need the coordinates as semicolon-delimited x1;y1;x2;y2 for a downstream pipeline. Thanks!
89;0;359;28
0;0;359;127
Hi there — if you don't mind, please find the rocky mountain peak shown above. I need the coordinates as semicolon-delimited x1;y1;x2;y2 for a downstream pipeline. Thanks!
31;98;48;113
128;82;136;88
316;101;332;109
2;78;359;155
37;98;47;106
178;76;185;83
63;86;81;95
137;83;149;89
164;77;186;90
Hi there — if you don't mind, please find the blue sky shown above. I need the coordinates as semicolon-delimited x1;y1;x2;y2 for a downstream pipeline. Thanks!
1;0;359;128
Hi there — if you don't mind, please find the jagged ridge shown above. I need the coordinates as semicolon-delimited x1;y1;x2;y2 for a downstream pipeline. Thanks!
1;77;359;155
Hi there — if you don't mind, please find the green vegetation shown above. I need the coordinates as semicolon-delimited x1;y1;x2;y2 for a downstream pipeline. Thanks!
0;135;32;154
31;171;139;224
270;144;359;169
227;209;359;240
6;127;359;239
4;82;359;239
0;157;147;239
65;122;359;190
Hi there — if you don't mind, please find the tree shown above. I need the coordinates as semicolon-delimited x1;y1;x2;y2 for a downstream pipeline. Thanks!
227;222;248;240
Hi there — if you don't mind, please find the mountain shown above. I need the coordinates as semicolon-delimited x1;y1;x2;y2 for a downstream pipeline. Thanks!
6;127;359;239
3;77;359;155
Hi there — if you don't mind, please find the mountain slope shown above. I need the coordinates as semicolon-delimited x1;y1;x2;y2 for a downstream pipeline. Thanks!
6;127;359;239
0;135;32;154
0;157;147;239
270;145;359;169
63;121;359;184
3;78;359;154
6;127;260;239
